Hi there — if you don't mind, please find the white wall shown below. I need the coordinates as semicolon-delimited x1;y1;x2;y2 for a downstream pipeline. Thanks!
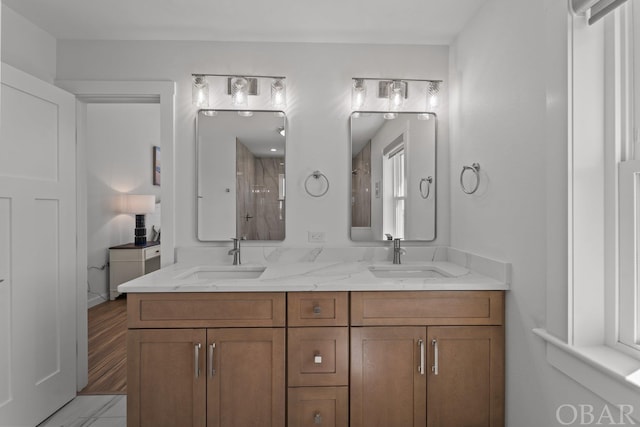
450;0;615;425
1;4;56;83
55;41;450;249
85;103;161;303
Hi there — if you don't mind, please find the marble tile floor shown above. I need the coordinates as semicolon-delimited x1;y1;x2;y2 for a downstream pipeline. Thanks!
37;395;125;427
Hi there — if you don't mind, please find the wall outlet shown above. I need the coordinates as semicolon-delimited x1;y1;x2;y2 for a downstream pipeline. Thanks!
308;231;325;243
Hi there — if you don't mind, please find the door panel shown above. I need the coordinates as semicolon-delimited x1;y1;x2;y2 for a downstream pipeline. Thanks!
127;329;206;427
350;327;426;427
207;328;285;427
427;326;505;427
0;63;77;426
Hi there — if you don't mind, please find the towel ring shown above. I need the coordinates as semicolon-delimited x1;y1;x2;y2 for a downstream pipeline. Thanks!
305;170;330;197
460;163;481;194
419;177;433;199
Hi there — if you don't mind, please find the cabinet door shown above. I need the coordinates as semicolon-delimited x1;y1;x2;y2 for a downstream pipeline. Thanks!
427;326;505;427
288;387;348;427
351;327;427;427
207;328;285;427
127;329;206;427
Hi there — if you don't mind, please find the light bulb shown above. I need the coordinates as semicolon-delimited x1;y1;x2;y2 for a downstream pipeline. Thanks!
192;76;209;108
428;81;440;111
352;79;367;110
388;80;405;111
231;77;249;108
271;79;286;108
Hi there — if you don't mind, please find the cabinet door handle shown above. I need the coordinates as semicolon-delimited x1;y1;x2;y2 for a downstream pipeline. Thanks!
314;412;322;424
313;304;321;314
209;343;216;377
432;339;439;375
418;339;425;375
194;343;201;378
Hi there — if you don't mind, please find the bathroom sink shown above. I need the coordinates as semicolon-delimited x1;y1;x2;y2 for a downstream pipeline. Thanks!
177;266;266;281
368;265;450;279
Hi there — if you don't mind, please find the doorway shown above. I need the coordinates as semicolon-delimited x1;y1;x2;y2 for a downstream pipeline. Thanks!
55;80;175;393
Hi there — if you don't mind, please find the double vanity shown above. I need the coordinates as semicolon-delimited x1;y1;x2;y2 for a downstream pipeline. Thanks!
120;246;509;427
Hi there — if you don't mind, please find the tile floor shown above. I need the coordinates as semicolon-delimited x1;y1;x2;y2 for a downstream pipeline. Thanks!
37;395;125;427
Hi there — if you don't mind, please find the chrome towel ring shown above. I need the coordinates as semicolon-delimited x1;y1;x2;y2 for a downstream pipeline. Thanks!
305;170;330;197
419;177;433;199
460;163;481;194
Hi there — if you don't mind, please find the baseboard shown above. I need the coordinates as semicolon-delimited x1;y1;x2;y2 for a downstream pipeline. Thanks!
87;293;107;309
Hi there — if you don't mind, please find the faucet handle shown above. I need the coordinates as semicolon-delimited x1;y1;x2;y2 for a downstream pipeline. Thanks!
385;234;393;240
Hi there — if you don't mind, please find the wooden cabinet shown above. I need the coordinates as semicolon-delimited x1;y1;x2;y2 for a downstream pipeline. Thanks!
287;292;349;427
127;290;504;427
350;291;505;427
127;329;206;427
127;293;286;427
350;327;426;427
427;326;504;427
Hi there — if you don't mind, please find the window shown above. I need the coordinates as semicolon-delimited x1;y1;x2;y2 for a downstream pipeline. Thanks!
382;134;406;239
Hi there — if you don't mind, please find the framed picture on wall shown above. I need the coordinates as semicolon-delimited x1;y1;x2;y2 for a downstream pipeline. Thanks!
153;146;161;186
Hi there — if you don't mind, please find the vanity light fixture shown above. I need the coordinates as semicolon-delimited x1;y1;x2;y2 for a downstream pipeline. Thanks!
191;74;287;110
388;80;405;111
350;77;443;113
352;78;367;110
271;79;287;108
192;75;209;108
427;81;441;111
231;77;249;107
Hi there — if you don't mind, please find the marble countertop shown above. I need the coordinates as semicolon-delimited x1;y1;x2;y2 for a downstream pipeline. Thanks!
118;246;510;293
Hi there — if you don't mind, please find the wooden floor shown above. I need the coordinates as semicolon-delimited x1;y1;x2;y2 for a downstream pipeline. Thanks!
79;297;127;395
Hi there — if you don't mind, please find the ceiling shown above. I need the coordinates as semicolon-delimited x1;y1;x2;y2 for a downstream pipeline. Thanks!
3;0;488;44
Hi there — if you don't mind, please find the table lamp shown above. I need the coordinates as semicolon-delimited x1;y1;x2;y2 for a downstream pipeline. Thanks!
123;194;156;246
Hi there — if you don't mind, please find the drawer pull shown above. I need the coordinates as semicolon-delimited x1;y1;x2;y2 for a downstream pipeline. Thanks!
314;353;323;364
194;343;201;378
418;339;425;375
313;305;321;314
432;339;439;375
314;412;322;424
209;343;216;377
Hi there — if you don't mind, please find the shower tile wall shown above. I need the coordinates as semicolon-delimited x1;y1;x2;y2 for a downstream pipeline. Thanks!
236;140;285;240
352;141;371;227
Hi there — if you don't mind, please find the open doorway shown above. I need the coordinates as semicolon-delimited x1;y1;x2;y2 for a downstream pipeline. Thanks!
80;102;162;394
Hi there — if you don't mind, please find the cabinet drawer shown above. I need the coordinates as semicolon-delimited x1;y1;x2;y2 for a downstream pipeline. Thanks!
144;245;161;260
127;292;286;328
288;387;348;427
288;292;348;326
288;327;348;387
351;291;504;326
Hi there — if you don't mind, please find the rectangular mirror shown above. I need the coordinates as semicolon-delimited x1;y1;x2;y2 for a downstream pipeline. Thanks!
350;112;436;242
197;110;286;241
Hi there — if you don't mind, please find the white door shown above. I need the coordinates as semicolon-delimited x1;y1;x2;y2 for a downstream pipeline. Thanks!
0;63;77;426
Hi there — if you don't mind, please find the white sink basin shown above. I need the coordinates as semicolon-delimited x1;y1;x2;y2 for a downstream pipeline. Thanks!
368;265;450;279
177;266;266;281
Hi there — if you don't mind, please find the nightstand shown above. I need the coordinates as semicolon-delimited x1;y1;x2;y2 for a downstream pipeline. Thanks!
109;242;161;300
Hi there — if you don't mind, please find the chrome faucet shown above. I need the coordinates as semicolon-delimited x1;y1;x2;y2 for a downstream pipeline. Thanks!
228;238;241;265
393;238;405;264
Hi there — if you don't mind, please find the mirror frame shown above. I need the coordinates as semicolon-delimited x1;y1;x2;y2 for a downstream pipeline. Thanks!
349;111;437;242
196;109;287;241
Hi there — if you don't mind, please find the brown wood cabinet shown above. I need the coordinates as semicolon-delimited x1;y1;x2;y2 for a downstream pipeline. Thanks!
350;291;505;427
127;329;207;427
127;290;504;427
127;293;286;427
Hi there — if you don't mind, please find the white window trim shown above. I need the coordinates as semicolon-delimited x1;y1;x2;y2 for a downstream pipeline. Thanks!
536;4;640;419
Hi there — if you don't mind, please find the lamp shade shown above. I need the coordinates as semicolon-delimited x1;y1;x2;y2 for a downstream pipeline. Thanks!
122;194;155;214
